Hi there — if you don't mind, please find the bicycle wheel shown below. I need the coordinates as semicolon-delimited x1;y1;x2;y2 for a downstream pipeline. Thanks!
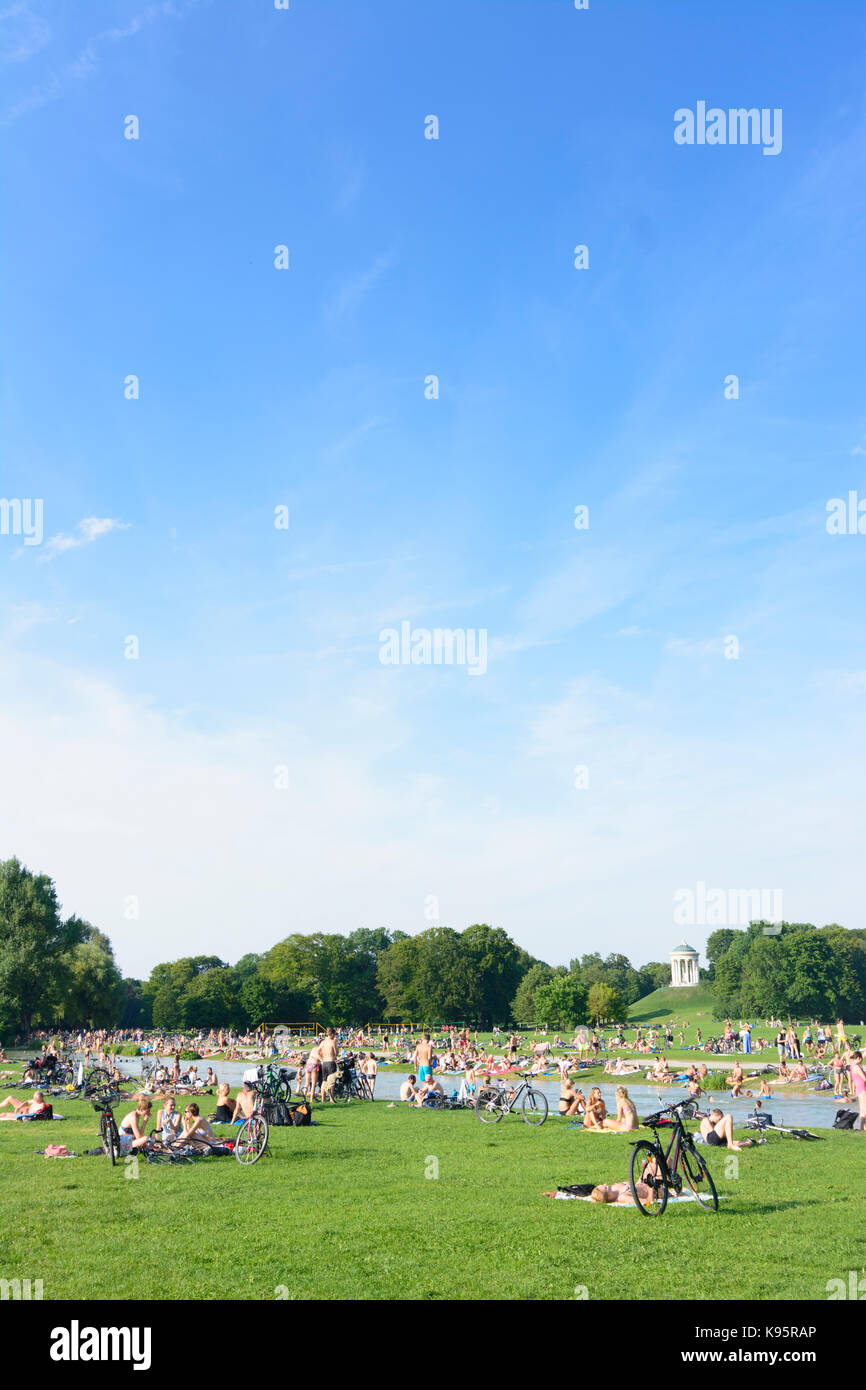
99;1113;119;1165
235;1115;269;1165
521;1088;549;1126
629;1140;668;1215
475;1087;504;1123
87;1066;112;1090
680;1143;719;1211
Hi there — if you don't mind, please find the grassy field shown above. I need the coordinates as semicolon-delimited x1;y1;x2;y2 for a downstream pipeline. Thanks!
1;1088;864;1301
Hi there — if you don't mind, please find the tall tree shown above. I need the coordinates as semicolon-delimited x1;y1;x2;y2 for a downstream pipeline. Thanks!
0;857;83;1032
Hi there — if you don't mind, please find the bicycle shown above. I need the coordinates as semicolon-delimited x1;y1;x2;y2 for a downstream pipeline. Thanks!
474;1073;549;1126
327;1060;372;1103
234;1086;270;1165
90;1091;125;1165
256;1062;297;1105
628;1098;718;1216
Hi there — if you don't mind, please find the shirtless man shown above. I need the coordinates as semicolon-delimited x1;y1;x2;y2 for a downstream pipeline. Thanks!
319;1030;338;1098
361;1053;378;1098
400;1074;418;1102
0;1091;47;1119
413;1033;434;1088
414;1074;444;1106
699;1109;754;1151
230;1083;257;1122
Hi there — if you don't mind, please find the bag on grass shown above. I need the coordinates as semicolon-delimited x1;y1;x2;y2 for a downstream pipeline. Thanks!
833;1108;858;1130
289;1102;311;1127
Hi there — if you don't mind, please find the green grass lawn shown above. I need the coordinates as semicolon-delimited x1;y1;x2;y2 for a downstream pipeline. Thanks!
1;1090;864;1301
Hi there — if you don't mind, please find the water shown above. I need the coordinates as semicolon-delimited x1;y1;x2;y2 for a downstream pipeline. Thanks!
108;1056;845;1128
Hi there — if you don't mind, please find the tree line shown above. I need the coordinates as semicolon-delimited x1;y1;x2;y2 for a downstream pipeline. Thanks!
4;856;865;1036
0;857;674;1034
705;921;866;1022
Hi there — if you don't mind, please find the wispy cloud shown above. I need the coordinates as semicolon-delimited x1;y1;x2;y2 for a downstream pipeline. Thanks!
324;252;394;322
39;516;130;562
0;2;50;64
1;0;209;126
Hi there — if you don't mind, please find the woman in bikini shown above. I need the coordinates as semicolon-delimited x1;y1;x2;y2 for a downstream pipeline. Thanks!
582;1087;607;1130
559;1080;586;1117
602;1085;638;1132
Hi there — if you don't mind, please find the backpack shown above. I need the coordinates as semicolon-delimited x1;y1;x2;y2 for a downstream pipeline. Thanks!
290;1102;311;1127
265;1100;291;1127
833;1108;858;1130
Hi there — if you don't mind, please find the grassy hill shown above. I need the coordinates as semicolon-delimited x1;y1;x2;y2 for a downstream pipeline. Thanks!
627;982;716;1027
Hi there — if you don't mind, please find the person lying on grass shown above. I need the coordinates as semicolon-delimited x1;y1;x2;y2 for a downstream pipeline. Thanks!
118;1098;152;1150
601;1086;638;1132
0;1090;47;1119
559;1079;586;1117
591;1153;660;1204
699;1109;754;1151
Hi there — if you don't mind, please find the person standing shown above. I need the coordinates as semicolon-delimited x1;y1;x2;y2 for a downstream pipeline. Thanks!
318;1030;338;1097
413;1033;434;1086
362;1052;378;1098
848;1050;866;1130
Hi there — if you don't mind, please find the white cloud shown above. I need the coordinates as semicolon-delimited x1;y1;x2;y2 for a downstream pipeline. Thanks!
39;516;129;562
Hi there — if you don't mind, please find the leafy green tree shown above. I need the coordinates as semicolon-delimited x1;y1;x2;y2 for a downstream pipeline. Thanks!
511;962;555;1023
0;857;83;1032
534;973;588;1029
63;923;124;1027
460;924;525;1027
182;967;243;1029
705;929;737;968
587;982;624;1025
638;961;671;993
120;978;147;1029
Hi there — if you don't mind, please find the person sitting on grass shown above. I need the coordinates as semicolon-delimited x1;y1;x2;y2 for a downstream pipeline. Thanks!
400;1074;419;1102
602;1085;638;1132
0;1090;47;1120
699;1108;754;1151
414;1074;444;1106
789;1060;809;1083
230;1083;257;1123
156;1095;182;1141
180;1102;216;1144
118;1098;152;1150
559;1079;586;1117
211;1083;235;1124
582;1087;607;1130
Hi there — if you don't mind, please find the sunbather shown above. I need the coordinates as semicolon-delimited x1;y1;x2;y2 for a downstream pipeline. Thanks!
0;1090;47;1119
699;1109;754;1151
582;1087;607;1130
602;1085;638;1132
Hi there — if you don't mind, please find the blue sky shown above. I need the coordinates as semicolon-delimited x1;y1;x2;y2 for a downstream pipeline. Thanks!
1;0;865;980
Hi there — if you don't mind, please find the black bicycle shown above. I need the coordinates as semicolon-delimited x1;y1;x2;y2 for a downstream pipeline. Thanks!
326;1059;372;1102
628;1098;718;1216
90;1091;125;1165
474;1073;549;1126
